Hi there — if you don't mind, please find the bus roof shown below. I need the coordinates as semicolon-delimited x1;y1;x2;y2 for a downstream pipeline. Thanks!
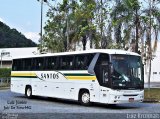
13;49;140;59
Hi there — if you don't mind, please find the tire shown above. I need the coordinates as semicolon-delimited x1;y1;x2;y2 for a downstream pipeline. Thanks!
25;86;32;98
79;91;90;106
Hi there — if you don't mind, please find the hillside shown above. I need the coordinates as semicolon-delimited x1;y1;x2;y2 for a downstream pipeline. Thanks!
0;21;37;48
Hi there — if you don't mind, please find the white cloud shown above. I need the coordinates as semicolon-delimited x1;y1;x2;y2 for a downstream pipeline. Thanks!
24;32;40;44
0;17;5;23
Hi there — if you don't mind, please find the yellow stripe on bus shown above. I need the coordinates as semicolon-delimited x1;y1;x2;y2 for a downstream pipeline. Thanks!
11;72;97;81
11;72;36;77
66;76;96;80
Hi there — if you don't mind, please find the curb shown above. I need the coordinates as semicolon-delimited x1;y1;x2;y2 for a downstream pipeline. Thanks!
0;87;10;90
143;99;159;103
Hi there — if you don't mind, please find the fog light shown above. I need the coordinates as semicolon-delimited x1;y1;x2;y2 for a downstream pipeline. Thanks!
115;96;117;99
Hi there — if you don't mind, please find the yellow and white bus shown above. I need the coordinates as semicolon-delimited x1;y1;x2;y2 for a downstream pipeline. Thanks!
11;49;144;105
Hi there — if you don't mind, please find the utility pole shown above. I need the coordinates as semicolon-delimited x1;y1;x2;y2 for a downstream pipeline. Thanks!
0;52;2;68
66;11;69;51
37;0;47;53
1;50;5;68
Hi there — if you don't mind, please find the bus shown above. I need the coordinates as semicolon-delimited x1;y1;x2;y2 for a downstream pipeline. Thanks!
11;49;144;105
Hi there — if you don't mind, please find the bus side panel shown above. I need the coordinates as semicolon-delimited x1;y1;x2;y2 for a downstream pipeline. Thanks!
54;82;75;99
90;82;100;103
11;78;30;94
31;79;44;96
11;71;32;95
73;81;100;103
32;80;77;99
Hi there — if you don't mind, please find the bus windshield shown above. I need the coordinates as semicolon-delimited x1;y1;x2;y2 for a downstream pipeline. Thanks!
111;54;144;89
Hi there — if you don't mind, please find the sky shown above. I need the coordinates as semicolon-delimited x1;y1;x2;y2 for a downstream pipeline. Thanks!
0;0;50;44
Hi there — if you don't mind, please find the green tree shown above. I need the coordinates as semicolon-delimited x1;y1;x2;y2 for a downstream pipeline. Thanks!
110;0;141;51
94;0;111;49
0;21;37;48
140;0;160;90
74;0;96;50
43;6;66;52
44;0;80;52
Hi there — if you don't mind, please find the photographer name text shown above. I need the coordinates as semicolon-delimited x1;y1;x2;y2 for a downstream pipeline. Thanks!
4;100;31;110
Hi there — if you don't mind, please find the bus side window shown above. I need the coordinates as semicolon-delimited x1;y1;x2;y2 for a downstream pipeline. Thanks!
31;58;36;70
37;58;44;70
75;55;85;70
60;56;65;70
45;56;57;70
16;59;22;71
12;60;19;71
23;58;31;71
67;56;74;70
31;58;44;71
86;54;95;69
60;56;74;70
51;57;57;70
21;59;25;71
75;54;94;70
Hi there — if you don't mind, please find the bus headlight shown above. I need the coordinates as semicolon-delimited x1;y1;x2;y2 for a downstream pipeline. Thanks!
140;96;143;98
114;96;120;99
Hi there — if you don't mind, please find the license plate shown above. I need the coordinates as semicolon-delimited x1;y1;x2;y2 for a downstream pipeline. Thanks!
129;98;134;102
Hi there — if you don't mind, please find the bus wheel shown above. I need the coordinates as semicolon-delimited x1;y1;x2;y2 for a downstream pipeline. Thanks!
79;91;90;106
25;86;32;98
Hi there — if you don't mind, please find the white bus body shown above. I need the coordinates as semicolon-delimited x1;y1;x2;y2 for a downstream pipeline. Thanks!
11;49;144;105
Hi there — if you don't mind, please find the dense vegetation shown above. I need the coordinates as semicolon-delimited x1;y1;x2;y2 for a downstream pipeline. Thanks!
0;21;37;48
42;0;160;54
0;68;11;88
144;88;160;102
41;0;160;87
0;68;11;78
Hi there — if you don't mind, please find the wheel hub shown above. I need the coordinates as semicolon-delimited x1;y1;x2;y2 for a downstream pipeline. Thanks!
82;93;90;103
27;89;31;97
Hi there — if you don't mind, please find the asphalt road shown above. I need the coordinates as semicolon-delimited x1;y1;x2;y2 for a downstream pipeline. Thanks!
0;89;160;119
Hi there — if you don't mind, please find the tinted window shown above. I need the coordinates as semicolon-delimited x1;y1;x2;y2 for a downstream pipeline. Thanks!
12;53;95;71
94;53;110;86
23;58;32;71
45;56;57;70
59;55;74;70
12;59;21;71
32;57;45;71
75;53;95;70
96;53;109;65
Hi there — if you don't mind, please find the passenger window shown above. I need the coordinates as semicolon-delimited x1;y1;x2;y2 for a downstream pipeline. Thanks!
32;58;44;71
12;59;20;71
96;54;109;66
17;59;23;71
13;59;30;71
45;57;57;70
23;59;31;71
75;54;94;70
60;56;74;70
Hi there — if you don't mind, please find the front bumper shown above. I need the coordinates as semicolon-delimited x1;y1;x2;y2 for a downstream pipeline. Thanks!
108;90;144;104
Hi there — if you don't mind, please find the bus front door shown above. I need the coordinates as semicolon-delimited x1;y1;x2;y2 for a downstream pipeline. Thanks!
99;65;110;103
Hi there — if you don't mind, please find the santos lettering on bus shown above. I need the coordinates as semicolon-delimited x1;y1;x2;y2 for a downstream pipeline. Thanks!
41;73;59;79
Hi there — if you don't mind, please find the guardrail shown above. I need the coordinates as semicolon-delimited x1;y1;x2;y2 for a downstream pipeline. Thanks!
0;77;10;87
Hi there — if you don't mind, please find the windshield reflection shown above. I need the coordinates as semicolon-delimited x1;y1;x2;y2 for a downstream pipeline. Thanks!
111;55;144;89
